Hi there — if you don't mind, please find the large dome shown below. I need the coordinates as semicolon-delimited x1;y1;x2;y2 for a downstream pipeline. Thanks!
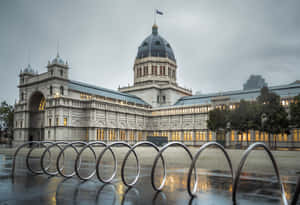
136;24;176;62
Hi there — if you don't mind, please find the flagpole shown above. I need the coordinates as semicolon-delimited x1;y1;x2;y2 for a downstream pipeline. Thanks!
154;9;156;24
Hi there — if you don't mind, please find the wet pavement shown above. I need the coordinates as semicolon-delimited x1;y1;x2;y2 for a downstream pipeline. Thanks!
0;153;299;205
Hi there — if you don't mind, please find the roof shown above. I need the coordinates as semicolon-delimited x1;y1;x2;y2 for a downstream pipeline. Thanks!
136;24;176;62
174;83;300;106
68;80;149;106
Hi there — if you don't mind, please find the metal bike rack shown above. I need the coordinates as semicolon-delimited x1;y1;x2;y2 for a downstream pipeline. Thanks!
187;142;234;197
151;141;196;191
74;141;106;180
40;141;68;176
232;142;288;205
11;140;300;205
96;141;139;183
121;141;166;187
56;141;88;178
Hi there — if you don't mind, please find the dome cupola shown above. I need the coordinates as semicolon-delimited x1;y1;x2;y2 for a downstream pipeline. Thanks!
136;24;176;62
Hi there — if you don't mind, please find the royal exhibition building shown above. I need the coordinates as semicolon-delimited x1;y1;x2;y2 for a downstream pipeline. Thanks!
13;24;300;147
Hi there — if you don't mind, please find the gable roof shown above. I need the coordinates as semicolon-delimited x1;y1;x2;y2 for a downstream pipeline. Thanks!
68;80;149;106
175;83;300;106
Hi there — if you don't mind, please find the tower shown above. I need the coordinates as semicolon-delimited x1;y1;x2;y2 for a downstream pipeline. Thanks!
119;24;192;107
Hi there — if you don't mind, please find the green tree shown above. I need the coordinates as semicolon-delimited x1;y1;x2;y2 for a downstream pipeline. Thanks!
257;87;289;147
228;100;260;145
0;101;14;138
290;95;300;128
207;107;229;143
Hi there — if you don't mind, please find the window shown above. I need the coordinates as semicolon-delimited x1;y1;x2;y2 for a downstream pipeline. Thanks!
160;66;163;75
49;118;52;127
20;120;23;128
51;70;53;76
21;92;24;101
50;86;53;96
138;132;143;141
143;66;148;76
129;131;135;141
60;86;64;95
109;129;116;141
155;41;160;45
60;70;63;77
157;96;160;103
162;96;166;103
172;70;176;79
120;130;126;141
21;77;24;84
64;118;67;126
56;118;59;126
97;128;104;141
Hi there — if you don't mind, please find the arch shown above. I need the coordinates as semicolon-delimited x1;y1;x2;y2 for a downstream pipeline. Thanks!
121;141;166;187
151;142;196;191
187;142;234;197
28;91;46;141
232;142;288;204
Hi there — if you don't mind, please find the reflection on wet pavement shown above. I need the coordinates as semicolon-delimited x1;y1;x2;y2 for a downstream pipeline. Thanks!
0;154;298;205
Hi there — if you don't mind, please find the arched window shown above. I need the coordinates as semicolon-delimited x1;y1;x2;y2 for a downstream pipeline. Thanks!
50;86;53;96
60;86;64;95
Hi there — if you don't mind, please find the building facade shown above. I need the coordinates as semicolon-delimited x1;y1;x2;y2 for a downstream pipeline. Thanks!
13;24;300;147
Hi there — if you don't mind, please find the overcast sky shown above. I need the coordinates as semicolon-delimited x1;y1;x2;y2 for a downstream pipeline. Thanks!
1;0;300;104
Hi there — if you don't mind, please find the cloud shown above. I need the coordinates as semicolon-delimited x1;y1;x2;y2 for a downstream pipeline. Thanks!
0;0;300;104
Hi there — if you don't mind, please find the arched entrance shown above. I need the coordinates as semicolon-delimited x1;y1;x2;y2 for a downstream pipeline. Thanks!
29;92;46;141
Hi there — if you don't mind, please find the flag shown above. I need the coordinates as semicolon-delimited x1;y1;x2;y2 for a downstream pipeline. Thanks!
156;9;163;15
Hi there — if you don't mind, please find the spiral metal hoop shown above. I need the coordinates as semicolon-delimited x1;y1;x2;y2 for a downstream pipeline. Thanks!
26;141;54;175
75;141;106;180
96;141;139;183
56;141;88;178
187;142;234;197
121;141;166;187
11;141;300;205
151;141;196;191
232;142;288;205
40;142;68;176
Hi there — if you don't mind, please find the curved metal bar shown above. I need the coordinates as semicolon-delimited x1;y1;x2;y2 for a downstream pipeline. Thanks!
26;141;55;175
40;141;69;176
95;183;117;205
152;191;167;205
56;141;88;178
12;141;53;176
187;142;234;197
151;141;196;191
291;175;300;205
96;141;139;183
75;141;107;180
232;142;288;205
121;187;140;205
121;141;165;187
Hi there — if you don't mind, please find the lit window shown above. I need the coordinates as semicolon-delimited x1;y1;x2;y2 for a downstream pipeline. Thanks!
231;131;235;141
64;118;67;126
56;118;59;126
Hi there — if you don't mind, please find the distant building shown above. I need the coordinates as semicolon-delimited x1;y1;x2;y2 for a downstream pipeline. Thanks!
243;75;267;90
13;24;300;148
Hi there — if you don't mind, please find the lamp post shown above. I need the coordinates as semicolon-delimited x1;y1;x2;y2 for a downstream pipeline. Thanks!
261;113;268;146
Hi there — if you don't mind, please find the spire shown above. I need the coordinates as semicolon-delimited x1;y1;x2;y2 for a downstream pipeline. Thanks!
152;24;158;35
